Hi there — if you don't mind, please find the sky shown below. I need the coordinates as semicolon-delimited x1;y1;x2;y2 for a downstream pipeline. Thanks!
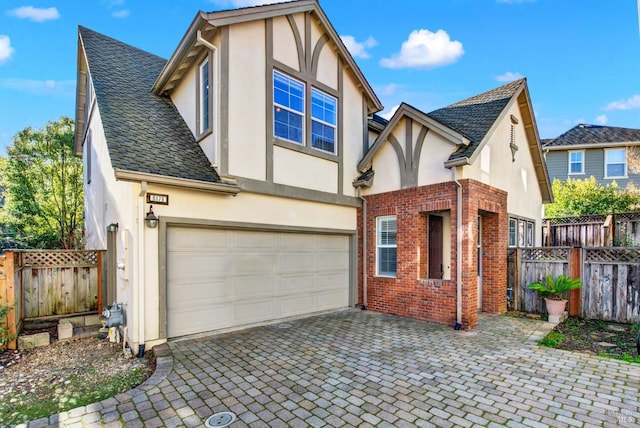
0;0;639;152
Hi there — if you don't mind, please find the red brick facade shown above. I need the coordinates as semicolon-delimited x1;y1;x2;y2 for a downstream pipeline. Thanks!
357;179;508;329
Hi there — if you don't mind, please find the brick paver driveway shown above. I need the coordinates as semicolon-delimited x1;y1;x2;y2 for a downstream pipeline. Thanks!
26;310;640;427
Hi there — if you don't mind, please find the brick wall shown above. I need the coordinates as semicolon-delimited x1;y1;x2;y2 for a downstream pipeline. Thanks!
357;179;507;329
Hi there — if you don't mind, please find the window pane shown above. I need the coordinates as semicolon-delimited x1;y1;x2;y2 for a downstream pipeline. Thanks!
200;59;210;133
607;163;625;177
378;248;397;276
508;218;517;247
274;107;303;144
273;71;304;113
311;89;337;125
312;121;335;153
527;222;534;247
607;149;625;163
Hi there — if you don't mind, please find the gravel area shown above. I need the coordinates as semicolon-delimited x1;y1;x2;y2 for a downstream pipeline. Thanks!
0;327;155;425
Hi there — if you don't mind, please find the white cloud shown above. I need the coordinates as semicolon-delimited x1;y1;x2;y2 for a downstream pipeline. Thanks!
595;115;608;125
340;35;376;59
112;9;130;18
374;83;399;97
605;95;640;111
8;6;60;22
380;29;463;69
0;78;75;96
0;35;14;64
495;71;524;82
380;105;400;120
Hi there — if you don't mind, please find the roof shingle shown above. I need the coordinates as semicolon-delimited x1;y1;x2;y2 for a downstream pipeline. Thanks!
79;26;220;183
542;124;640;148
427;79;524;162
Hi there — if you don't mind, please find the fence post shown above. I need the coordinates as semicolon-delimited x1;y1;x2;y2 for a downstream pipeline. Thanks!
1;252;18;349
568;247;581;317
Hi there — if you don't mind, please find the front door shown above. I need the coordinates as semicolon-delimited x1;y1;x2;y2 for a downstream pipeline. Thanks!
428;215;443;279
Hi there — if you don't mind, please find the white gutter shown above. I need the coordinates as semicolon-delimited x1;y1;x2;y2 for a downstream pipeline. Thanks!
137;181;147;354
452;168;463;328
357;188;367;309
114;169;240;196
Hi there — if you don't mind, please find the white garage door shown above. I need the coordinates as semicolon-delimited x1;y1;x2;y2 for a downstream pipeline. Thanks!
167;226;350;338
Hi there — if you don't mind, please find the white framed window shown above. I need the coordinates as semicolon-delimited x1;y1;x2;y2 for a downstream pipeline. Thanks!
273;71;304;144
508;218;517;247
86;130;92;185
311;88;336;154
568;150;584;175
605;148;626;178
518;220;526;247
196;53;215;138
527;221;534;247
376;216;397;277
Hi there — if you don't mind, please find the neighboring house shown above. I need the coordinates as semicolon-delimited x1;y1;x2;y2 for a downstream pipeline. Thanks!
543;124;640;188
75;0;552;351
75;0;382;352
355;78;552;329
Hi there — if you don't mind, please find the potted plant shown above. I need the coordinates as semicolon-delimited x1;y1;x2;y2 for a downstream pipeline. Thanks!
527;274;582;316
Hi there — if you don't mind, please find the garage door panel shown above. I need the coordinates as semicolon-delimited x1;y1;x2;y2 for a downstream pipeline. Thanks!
281;295;315;317
234;232;278;249
169;228;229;250
167;227;350;338
281;275;314;292
278;253;315;272
316;252;349;269
234;300;277;324
168;254;229;281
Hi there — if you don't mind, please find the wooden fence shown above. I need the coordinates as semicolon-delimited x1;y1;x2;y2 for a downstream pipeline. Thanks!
543;212;640;247
0;250;104;349
509;246;640;323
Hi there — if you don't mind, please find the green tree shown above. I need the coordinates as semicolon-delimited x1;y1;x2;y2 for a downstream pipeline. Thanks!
0;117;83;249
545;177;640;218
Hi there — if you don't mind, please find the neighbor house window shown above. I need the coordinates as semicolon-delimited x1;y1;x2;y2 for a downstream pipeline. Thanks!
196;53;214;138
377;216;397;277
311;88;336;153
605;148;626;178
273;71;304;144
508;218;517;247
568;151;584;174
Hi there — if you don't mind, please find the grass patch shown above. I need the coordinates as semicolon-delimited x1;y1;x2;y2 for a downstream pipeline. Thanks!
538;331;565;347
1;366;150;426
538;317;639;363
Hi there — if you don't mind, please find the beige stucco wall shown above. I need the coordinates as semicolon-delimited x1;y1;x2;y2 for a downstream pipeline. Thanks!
460;102;544;242
272;15;300;70
273;146;338;192
82;103;141;349
228;21;267;180
417;130;457;186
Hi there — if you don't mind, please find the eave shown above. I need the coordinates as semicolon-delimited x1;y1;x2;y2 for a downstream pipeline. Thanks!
114;169;241;195
543;141;640;151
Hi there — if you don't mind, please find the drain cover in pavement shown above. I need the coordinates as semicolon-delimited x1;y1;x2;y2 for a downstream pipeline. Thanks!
205;412;237;427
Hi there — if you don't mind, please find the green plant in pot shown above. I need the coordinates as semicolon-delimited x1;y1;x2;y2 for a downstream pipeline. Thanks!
527;274;582;316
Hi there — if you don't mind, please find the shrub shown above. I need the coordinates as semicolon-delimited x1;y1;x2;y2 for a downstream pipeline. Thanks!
0;303;15;351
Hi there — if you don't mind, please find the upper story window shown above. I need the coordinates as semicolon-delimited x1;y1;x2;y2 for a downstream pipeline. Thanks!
273;70;338;155
196;53;214;139
605;148;626;178
568;150;584;174
377;215;397;277
273;71;304;144
311;88;337;154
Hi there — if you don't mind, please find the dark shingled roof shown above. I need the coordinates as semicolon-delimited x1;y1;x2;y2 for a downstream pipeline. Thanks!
79;26;220;183
542;124;640;148
427;79;524;163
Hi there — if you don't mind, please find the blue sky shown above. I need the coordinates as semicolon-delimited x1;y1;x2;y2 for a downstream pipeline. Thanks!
0;0;639;152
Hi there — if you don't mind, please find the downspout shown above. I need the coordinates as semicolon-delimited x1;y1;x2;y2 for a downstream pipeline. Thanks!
452;168;463;329
357;187;367;310
137;181;147;354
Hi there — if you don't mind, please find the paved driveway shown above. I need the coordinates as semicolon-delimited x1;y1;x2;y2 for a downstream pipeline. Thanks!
25;310;640;427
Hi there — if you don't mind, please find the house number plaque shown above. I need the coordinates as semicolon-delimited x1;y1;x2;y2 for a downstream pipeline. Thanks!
146;193;169;205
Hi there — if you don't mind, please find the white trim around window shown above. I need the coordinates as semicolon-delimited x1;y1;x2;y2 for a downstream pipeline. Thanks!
604;148;627;179
568;150;584;175
376;215;397;277
196;50;216;141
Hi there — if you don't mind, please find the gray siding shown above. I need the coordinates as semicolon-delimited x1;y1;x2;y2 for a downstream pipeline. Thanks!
544;148;640;188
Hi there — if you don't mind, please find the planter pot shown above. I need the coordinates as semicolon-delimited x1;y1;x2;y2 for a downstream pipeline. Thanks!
544;298;567;316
